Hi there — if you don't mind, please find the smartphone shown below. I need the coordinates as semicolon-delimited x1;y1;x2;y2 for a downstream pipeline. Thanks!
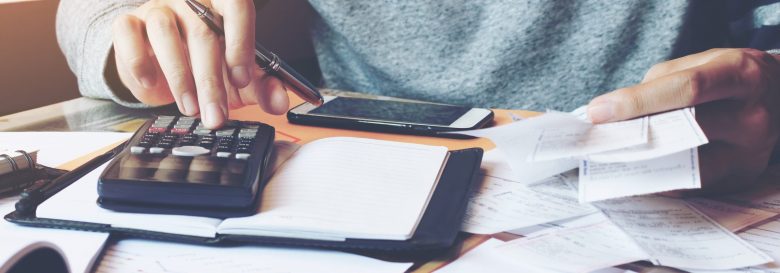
287;96;494;136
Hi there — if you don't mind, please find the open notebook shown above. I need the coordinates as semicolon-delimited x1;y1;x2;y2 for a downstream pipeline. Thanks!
19;138;479;248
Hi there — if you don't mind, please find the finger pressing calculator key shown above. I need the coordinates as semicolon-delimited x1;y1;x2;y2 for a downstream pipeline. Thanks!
97;116;275;218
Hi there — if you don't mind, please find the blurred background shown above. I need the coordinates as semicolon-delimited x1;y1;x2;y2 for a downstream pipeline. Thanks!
0;0;321;117
0;0;78;116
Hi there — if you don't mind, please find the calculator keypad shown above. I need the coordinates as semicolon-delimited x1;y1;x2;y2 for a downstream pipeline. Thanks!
99;115;274;215
129;116;259;160
116;116;270;188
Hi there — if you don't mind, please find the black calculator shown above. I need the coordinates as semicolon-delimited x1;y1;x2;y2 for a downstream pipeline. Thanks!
97;116;275;218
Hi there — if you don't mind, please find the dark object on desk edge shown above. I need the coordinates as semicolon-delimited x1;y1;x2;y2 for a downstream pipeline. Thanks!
13;140;127;216
4;147;484;260
287;102;494;139
0;165;67;198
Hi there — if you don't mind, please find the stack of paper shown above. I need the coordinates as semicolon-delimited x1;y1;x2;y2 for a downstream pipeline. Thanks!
459;107;708;202
450;146;780;272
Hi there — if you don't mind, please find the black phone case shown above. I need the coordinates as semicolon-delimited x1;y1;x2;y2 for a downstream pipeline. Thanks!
287;103;494;139
5;148;483;258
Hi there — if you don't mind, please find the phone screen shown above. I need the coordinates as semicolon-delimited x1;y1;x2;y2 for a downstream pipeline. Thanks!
309;97;472;126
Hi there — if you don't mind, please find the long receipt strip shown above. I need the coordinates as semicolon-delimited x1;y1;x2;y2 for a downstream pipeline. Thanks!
456;197;772;273
595;196;772;270
578;109;708;202
462;150;598;234
495;217;649;273
460;107;708;202
579;148;701;202
527;112;649;162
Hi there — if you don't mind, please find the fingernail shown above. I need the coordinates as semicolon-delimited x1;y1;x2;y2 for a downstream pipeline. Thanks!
203;102;226;128
231;66;251;87
588;101;616;123
180;92;198;116
137;74;156;89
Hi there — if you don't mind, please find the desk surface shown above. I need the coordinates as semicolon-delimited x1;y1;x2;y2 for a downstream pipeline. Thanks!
0;91;547;273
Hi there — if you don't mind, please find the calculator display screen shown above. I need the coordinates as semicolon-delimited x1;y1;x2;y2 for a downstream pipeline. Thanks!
309;97;471;126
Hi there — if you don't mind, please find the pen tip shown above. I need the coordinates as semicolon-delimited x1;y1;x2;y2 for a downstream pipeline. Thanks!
184;0;205;13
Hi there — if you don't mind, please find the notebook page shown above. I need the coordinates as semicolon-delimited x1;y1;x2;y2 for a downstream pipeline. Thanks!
37;163;223;238
219;137;448;240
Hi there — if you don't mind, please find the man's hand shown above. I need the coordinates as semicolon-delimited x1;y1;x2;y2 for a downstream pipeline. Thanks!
587;48;780;194
112;0;290;129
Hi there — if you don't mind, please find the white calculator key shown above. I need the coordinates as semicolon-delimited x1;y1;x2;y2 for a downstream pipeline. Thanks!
172;146;211;157
235;153;251;160
149;147;165;154
216;152;231;158
130;146;146;154
216;129;236;137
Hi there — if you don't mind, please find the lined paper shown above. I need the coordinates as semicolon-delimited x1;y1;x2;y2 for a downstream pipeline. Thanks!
219;137;448;240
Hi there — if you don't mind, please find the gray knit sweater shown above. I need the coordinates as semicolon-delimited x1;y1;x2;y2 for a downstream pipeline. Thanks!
57;1;780;111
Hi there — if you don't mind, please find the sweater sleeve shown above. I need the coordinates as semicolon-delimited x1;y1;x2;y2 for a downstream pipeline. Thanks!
56;0;149;108
726;1;780;50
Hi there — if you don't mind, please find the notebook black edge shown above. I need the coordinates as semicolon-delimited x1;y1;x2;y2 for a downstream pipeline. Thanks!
4;147;484;260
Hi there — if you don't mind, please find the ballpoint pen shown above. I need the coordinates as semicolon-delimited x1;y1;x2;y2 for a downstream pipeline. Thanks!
184;0;324;106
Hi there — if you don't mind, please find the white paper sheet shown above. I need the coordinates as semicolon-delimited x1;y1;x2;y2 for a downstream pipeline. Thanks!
461;172;598;234
578;148;701;203
596;196;772;270
458;114;579;183
479;149;524;184
528;113;648;162
93;238;412;273
496;220;649;273
687;219;780;273
507;212;606;236
0;200;109;273
0;132;131;168
435;239;556;273
739;219;780;262
688;198;777;232
586;108;707;162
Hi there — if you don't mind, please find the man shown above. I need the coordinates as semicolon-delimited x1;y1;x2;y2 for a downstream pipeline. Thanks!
57;0;780;193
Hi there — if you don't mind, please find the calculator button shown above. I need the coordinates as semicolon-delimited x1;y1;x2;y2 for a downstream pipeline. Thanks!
172;146;211;157
149;147;165;154
153;121;172;127
235;153;251;160
130;146;146;154
171;128;190;135
238;130;257;138
194;129;212;136
216;152;231;158
216;129;236;137
147;127;167;133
